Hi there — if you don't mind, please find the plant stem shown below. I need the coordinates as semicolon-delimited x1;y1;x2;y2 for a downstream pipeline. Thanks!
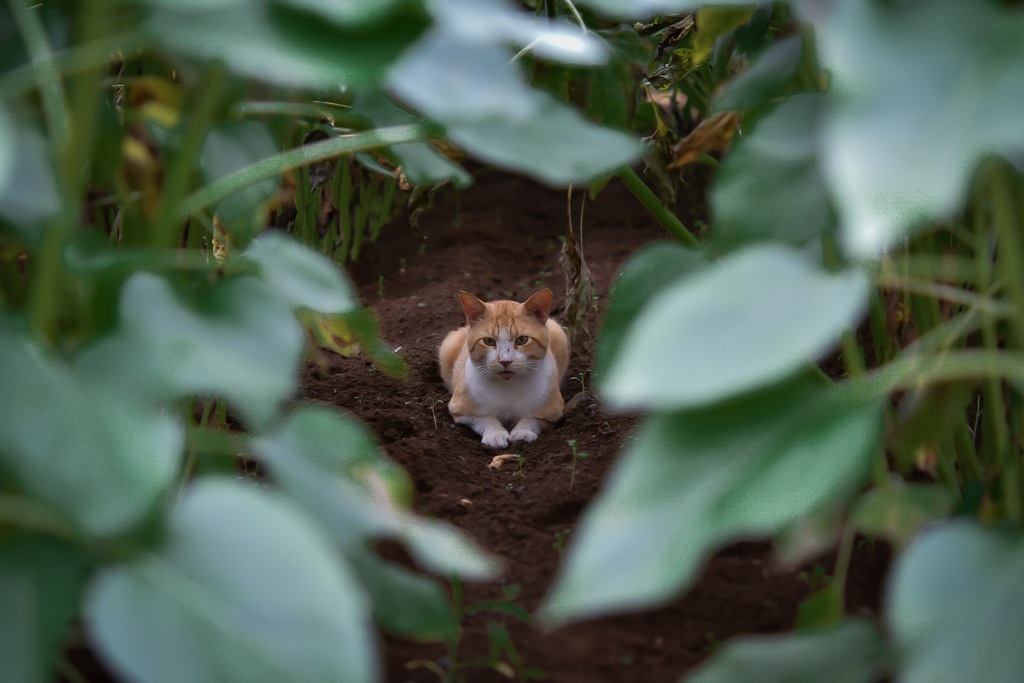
10;0;70;154
177;124;430;224
151;63;230;248
615;166;698;248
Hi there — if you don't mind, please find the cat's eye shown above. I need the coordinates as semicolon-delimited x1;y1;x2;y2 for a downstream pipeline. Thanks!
515;335;529;346
482;337;496;347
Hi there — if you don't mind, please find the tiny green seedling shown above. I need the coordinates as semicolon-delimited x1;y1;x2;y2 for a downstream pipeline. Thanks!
570;369;591;394
703;631;722;653
377;274;385;300
430;398;446;429
797;565;833;592
567;439;590;491
552;528;571;555
512;454;527;478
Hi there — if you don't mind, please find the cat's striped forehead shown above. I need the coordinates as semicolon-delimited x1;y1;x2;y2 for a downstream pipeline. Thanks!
470;300;546;337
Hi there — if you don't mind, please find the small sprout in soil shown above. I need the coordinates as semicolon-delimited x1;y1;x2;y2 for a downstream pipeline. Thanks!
505;482;514;492
552;528;571;555
567;439;589;491
797;565;833;592
501;583;522;602
429;399;446;429
570;369;591;394
512;454;527;478
703;631;721;653
377;275;385;300
399;257;407;274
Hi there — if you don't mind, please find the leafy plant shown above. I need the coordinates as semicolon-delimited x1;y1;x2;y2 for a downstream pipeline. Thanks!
0;0;660;681
533;1;1024;681
409;576;541;683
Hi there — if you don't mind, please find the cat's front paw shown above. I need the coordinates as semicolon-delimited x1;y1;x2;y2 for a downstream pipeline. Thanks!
482;428;511;448
509;427;539;443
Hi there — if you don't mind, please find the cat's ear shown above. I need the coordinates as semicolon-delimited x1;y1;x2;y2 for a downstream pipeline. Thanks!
459;291;488;324
522;289;553;322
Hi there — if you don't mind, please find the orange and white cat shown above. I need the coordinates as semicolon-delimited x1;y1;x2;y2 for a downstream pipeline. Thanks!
439;289;569;448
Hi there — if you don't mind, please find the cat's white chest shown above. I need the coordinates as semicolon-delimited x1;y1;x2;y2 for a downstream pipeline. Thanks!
463;354;554;422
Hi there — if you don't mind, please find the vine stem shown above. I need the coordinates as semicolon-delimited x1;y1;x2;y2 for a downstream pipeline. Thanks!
176;124;431;224
615;165;698;248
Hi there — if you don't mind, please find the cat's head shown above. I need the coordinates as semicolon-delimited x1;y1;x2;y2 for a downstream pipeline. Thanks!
458;289;553;381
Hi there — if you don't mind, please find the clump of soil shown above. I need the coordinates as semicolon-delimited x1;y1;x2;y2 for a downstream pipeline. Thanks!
303;170;891;683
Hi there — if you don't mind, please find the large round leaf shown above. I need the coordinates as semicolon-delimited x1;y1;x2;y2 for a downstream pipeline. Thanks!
252;406;502;580
539;379;882;624
711;94;835;247
0;325;182;537
888;520;1024;683
86;479;378;683
238;233;357;315
601;244;868;411
791;0;1024;258
74;273;304;430
683;619;885;683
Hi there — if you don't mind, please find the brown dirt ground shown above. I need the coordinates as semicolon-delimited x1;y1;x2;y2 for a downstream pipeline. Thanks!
300;170;891;683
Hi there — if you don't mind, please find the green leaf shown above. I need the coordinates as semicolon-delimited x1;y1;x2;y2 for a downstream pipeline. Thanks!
350;550;457;642
252;406;501;580
85;479;378;683
713;35;804;113
790;0;1024;258
0;324;182;536
576;0;763;21
0;534;90;683
427;0;608;65
145;3;426;90
74;273;304;430
390;31;643;184
237;232;357;315
852;482;954;550
198;121;279;236
350;90;472;188
682;619;885;683
693;7;756;65
601;244;868;411
596;241;705;380
539;380;882;624
794;583;842;631
447;99;644;184
710;94;835;247
274;0;407;27
888;520;1024;683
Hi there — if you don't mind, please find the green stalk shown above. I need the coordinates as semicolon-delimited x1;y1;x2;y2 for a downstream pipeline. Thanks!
177;124;428;224
858;350;1024;399
615;166;698;248
990;163;1024;521
151;64;229;248
9;0;70;153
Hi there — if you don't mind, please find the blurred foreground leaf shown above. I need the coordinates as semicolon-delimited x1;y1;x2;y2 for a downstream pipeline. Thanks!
0;324;182;537
237;232;357;315
711;94;834;246
0;534;90;683
86;479;378;683
791;0;1024;257
682;619;885;683
888;520;1024;683
540;379;882;624
74;273;304;430
253;406;501;580
601;244;868;411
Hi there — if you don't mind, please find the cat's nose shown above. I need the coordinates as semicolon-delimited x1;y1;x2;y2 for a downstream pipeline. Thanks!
499;359;512;368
